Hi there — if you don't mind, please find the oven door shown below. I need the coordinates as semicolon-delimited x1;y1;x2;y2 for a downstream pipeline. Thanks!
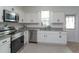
11;35;24;53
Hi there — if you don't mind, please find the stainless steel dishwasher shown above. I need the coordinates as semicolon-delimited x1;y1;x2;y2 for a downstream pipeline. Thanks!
29;30;37;43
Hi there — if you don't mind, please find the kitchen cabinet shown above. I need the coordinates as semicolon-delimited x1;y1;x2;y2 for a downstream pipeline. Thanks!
0;36;10;53
24;31;29;44
17;10;23;23
23;12;40;23
0;16;3;22
49;12;65;31
10;7;24;23
0;7;3;22
37;31;67;44
13;7;24;23
50;12;65;23
17;10;24;23
0;42;10;53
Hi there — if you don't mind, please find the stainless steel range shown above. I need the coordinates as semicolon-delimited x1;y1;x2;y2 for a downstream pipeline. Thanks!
11;32;24;53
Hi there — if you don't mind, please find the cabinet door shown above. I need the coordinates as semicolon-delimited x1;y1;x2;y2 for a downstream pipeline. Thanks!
48;32;59;43
37;31;43;43
30;13;38;23
37;31;67;44
0;7;3;22
0;15;3;22
51;12;65;23
19;11;24;23
41;33;49;43
23;13;31;23
0;42;10;53
37;31;55;43
37;31;47;43
13;7;24;23
24;12;40;23
58;32;67;44
24;31;28;44
17;10;24;23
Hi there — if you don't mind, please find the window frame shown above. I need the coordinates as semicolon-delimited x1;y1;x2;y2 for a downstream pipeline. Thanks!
40;10;50;26
65;15;76;30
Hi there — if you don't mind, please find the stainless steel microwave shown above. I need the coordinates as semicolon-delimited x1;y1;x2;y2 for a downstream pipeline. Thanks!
3;9;19;22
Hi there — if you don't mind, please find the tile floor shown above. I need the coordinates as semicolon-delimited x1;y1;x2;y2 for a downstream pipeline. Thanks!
18;43;72;53
67;42;79;53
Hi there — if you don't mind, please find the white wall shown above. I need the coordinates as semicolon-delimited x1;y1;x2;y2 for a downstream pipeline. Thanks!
23;6;79;43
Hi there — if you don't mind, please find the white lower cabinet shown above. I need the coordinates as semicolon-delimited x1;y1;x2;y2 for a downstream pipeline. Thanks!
37;31;67;44
0;37;10;53
24;31;29;44
0;42;10;53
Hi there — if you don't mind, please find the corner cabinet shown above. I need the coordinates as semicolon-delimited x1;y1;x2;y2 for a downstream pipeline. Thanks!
37;31;67;44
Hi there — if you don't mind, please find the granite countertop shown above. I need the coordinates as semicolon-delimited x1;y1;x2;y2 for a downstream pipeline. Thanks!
0;35;10;41
26;27;66;32
0;29;23;36
0;30;15;36
0;29;24;41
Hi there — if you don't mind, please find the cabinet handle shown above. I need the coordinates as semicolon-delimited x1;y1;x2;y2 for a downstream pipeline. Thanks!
44;35;47;37
59;35;62;38
2;40;7;43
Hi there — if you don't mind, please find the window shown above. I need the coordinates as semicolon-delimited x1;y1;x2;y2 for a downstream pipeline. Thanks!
66;15;75;29
41;11;49;26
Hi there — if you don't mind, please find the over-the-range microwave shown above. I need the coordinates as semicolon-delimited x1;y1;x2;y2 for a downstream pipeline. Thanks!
3;9;19;22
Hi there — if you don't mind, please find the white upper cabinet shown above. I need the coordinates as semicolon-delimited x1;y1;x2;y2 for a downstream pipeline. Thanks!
13;7;24;23
0;15;3;22
18;10;24;23
23;12;40;23
50;12;65;23
0;7;3;22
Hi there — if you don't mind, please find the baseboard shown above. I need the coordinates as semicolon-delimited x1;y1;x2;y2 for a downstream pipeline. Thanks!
29;41;37;43
37;42;67;46
67;41;79;44
67;41;79;43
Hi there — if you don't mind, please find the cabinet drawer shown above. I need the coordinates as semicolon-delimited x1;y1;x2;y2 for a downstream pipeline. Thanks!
0;38;10;46
0;42;10;53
